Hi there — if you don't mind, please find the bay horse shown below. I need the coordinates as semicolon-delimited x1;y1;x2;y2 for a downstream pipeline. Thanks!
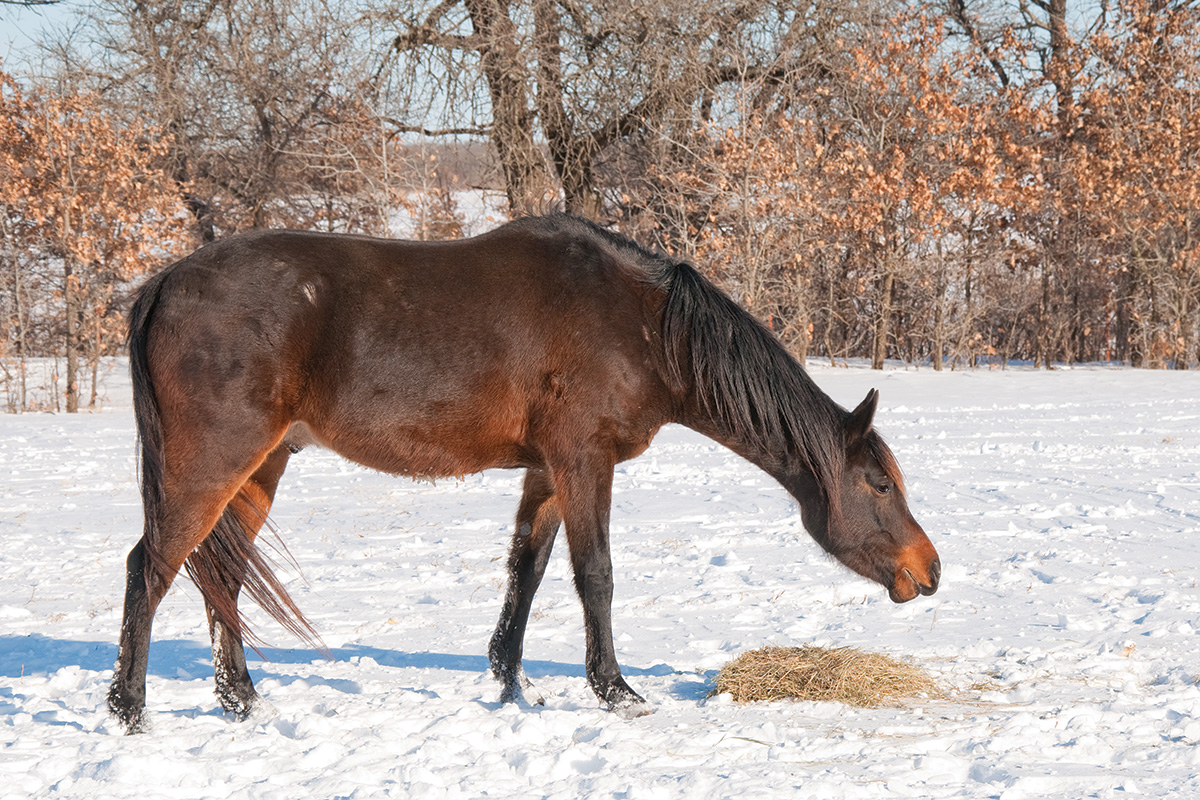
109;214;940;733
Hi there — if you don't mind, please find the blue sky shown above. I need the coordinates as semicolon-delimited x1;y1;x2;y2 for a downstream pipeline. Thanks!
0;0;82;68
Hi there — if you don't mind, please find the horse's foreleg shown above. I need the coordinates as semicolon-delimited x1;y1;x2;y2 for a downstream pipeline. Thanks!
558;463;651;718
489;468;561;705
205;445;291;720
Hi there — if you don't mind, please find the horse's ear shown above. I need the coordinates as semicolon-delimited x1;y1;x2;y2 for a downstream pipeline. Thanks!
847;388;879;442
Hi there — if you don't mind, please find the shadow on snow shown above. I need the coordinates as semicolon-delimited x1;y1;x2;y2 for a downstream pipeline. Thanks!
0;634;714;701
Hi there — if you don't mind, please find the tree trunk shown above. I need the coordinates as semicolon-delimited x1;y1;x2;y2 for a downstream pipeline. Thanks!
1069;284;1081;365
1127;247;1147;367
1047;0;1075;135
932;247;946;371
965;260;977;369
12;232;27;410
794;302;810;368
533;0;602;218
820;268;840;369
1115;262;1132;364
64;257;79;413
1036;263;1052;369
89;314;101;408
871;267;895;370
825;271;837;367
466;0;553;212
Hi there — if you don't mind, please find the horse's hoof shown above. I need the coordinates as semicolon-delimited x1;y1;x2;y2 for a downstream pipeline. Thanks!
611;698;655;719
498;683;521;705
115;710;149;735
523;677;546;706
500;679;546;707
108;694;148;734
604;683;653;719
222;690;272;722
239;697;279;724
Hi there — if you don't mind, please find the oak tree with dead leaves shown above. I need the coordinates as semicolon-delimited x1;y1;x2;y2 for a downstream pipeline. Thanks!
0;68;190;411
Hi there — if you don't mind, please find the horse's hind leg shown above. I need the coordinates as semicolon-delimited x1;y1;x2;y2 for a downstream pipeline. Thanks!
202;444;291;719
109;430;285;733
489;468;561;705
110;477;256;732
108;538;157;732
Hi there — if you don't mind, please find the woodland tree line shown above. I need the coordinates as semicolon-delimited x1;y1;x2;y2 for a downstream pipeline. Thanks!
1;0;1198;411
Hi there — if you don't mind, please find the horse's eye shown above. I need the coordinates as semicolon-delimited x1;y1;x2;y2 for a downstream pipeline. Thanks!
875;483;891;495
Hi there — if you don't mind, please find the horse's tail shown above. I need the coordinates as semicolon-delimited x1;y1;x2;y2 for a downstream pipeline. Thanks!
127;268;172;597
184;499;327;656
127;268;325;655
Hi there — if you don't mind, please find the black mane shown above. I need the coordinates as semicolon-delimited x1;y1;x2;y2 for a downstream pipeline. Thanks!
658;259;846;494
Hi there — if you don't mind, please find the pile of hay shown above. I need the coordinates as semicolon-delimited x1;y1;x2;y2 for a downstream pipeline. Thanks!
712;645;939;707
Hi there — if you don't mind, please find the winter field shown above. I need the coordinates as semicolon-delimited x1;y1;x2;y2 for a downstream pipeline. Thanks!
2;360;1199;799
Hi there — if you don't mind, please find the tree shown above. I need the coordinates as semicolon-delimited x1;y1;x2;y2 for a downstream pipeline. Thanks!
0;66;190;411
10;0;1197;373
378;0;867;217
1079;1;1200;366
90;0;385;240
0;69;38;409
649;13;1041;369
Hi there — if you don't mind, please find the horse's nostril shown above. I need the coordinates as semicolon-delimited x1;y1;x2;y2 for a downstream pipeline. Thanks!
929;558;942;588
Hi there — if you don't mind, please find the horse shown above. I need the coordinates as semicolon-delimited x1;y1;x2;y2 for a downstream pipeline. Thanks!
108;214;940;733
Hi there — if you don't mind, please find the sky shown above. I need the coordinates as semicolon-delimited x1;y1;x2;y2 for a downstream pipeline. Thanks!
0;0;83;70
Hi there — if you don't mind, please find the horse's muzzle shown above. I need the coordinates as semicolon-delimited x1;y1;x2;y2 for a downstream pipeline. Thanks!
888;545;941;603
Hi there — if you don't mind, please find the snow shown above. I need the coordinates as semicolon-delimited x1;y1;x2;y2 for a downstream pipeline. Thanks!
2;360;1200;798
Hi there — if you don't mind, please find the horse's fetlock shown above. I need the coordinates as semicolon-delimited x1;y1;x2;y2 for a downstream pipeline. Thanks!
107;687;148;734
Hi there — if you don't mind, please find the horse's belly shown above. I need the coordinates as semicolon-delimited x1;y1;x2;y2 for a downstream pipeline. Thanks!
291;408;531;479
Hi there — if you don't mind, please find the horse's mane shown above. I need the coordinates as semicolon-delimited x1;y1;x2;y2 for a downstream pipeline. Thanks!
520;214;850;505
657;259;847;498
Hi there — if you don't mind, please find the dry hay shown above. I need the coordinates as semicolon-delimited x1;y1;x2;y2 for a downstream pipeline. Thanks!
712;645;939;707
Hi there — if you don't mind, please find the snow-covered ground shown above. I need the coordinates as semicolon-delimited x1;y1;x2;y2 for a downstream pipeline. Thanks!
2;361;1199;799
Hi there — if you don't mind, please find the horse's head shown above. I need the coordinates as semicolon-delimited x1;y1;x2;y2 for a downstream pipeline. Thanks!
799;389;940;603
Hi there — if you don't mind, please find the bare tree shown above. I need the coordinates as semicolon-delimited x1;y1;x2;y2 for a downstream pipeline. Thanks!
376;0;864;218
89;0;384;239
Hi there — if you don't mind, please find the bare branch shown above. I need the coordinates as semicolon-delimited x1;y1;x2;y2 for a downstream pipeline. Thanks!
945;0;1010;88
382;119;489;139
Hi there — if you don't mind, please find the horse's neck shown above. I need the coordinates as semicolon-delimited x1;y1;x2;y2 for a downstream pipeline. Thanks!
679;399;831;538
